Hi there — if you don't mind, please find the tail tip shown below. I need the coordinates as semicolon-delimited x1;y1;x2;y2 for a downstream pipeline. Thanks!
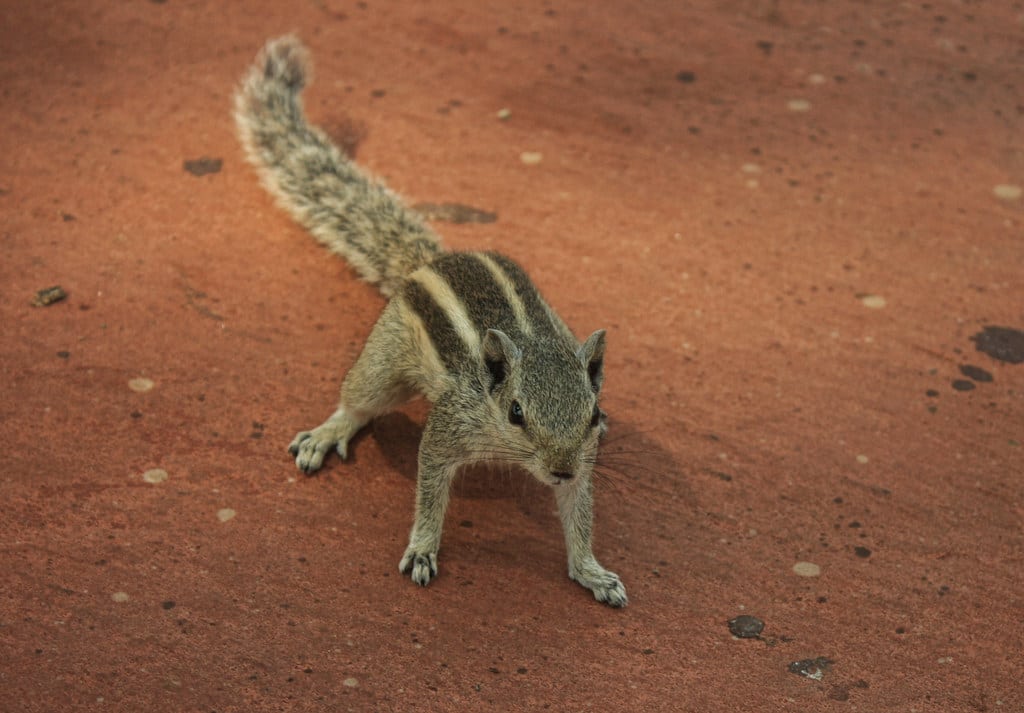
256;34;311;90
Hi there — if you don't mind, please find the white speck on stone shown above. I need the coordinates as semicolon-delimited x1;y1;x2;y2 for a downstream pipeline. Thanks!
937;656;953;665
856;454;869;464
111;591;130;603
793;561;821;577
861;294;887;309
746;179;760;189
128;377;154;393
807;73;827;85
520;151;543;165
496;108;511;120
217;508;237;523
993;184;1021;201
142;468;168;484
343;677;359;688
787;99;812;112
741;163;762;174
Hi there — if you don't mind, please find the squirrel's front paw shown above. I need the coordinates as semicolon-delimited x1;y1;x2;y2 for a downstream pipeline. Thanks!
399;546;438;586
571;562;628;608
288;428;347;474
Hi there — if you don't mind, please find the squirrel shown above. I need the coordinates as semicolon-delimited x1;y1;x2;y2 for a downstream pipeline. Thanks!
234;36;626;607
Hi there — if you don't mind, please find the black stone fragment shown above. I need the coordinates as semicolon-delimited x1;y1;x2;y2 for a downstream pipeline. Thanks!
183;157;223;176
971;326;1024;364
412;202;497;224
959;364;993;382
728;615;764;639
951;379;975;392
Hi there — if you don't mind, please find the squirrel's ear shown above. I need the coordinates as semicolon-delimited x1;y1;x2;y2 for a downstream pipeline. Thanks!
482;328;521;390
577;329;606;392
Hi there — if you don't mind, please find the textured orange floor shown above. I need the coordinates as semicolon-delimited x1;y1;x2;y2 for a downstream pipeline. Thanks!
2;2;1022;711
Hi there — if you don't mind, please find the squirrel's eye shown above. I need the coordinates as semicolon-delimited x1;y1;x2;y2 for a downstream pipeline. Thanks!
509;400;525;426
590;404;601;428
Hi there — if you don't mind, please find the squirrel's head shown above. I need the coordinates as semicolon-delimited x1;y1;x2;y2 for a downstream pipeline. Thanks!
481;328;606;487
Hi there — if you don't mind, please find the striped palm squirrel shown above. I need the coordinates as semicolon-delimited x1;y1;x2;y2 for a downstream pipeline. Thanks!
234;36;626;607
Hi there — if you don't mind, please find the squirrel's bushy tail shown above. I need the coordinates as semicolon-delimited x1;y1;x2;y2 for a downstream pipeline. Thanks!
234;35;442;296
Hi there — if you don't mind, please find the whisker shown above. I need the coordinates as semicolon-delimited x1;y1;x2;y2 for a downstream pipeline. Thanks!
598;427;661;445
593;458;670;480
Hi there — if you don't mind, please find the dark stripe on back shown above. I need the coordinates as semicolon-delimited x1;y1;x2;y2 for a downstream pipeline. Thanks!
429;253;524;341
484;252;561;337
402;279;469;373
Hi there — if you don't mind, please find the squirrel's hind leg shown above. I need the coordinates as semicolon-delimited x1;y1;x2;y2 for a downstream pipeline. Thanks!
289;301;417;473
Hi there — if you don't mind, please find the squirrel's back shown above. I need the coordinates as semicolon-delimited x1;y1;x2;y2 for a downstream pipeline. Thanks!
233;35;442;297
398;250;575;376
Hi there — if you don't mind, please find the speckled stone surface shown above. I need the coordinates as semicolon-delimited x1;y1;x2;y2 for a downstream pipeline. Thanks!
2;2;1022;710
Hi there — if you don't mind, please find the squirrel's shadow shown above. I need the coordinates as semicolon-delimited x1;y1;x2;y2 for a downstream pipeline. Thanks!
370;412;546;504
369;410;689;511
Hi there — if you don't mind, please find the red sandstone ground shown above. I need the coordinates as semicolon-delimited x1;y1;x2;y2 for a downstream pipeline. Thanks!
2;2;1022;711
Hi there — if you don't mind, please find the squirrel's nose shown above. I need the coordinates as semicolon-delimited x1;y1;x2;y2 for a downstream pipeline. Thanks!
551;471;575;481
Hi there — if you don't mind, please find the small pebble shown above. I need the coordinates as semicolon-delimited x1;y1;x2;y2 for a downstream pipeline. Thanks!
142;468;168;484
856;454;869;464
793;561;821;577
993;184;1021;201
32;285;67;307
860;294;887;309
343;677;359;688
741;163;762;174
789;657;832;680
217;508;237;523
111;591;130;603
496;108;511;120
787;99;812;112
128;377;154;393
520;151;543;165
807;73;827;85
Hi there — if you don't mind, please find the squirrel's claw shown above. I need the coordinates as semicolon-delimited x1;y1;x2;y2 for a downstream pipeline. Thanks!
571;564;628;608
288;430;333;473
399;547;439;586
